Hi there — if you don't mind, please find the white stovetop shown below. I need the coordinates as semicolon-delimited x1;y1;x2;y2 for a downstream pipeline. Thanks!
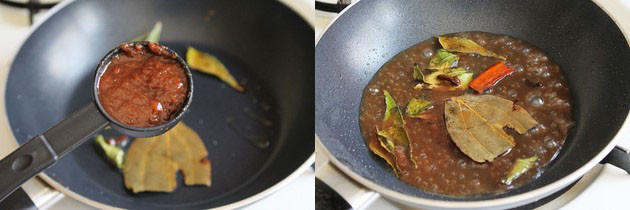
315;0;630;209
0;0;315;209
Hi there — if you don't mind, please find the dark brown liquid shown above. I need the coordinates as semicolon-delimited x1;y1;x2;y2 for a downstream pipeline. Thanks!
99;43;188;128
359;32;573;196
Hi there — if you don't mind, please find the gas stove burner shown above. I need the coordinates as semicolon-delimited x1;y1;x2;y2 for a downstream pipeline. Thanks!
316;179;351;210
0;0;58;25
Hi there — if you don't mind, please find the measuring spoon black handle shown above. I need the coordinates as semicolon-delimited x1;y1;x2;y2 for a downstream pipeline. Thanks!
601;146;630;174
0;102;109;202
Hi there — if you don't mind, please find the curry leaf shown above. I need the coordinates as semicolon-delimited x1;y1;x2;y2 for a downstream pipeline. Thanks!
502;156;538;185
383;90;402;125
453;72;473;90
413;64;425;81
130;21;161;42
444;67;468;77
413;67;471;90
380;91;407;146
443;68;472;90
429;49;459;70
413;70;442;90
368;138;399;177
186;47;245;92
376;126;415;172
444;95;538;162
406;98;433;118
145;21;163;43
130;33;147;42
438;36;506;60
376;91;417;170
377;126;410;149
124;122;211;193
95;135;125;170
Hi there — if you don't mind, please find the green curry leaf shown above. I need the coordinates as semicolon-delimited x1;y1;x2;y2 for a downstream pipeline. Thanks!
130;21;162;43
130;33;147;42
383;90;402;125
502;156;538;185
454;72;473;90
413;64;425;81
377;127;409;152
95;135;125;170
444;67;468;77
443;67;472;90
406;98;433;117
145;21;163;43
413;67;472;91
378;91;417;169
429;49;459;70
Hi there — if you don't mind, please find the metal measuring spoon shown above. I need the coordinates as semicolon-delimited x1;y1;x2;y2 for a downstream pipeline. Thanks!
0;41;194;201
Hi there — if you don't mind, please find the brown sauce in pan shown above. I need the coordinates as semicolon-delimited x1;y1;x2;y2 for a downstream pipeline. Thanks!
359;32;573;195
98;42;188;128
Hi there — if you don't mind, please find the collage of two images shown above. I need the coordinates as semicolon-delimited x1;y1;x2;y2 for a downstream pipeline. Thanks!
0;0;630;209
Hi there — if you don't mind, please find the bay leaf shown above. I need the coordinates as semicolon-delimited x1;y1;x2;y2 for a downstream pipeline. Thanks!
444;95;538;162
124;134;178;193
429;49;459;70
502;156;538;185
186;47;245;92
168;122;212;186
438;36;506;60
124;122;211;193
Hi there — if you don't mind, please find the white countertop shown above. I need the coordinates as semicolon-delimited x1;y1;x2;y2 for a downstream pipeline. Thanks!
315;0;630;209
0;0;315;209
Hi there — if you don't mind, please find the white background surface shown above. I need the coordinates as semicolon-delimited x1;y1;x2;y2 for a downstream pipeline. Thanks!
0;0;315;209
314;0;630;209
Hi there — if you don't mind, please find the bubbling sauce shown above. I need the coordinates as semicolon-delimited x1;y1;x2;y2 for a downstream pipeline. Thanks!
359;32;573;196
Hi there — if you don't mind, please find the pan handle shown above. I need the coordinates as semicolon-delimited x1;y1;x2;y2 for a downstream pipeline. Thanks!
315;158;380;209
315;0;350;13
600;146;630;174
0;102;109;202
315;135;381;209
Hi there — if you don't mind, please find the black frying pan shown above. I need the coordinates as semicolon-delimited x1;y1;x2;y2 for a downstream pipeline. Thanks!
4;0;313;209
315;0;630;208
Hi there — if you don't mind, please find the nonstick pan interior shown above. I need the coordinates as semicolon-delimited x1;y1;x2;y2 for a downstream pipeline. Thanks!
315;0;630;201
5;0;313;209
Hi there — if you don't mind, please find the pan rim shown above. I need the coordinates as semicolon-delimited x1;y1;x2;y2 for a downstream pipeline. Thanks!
0;0;315;209
314;0;630;208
